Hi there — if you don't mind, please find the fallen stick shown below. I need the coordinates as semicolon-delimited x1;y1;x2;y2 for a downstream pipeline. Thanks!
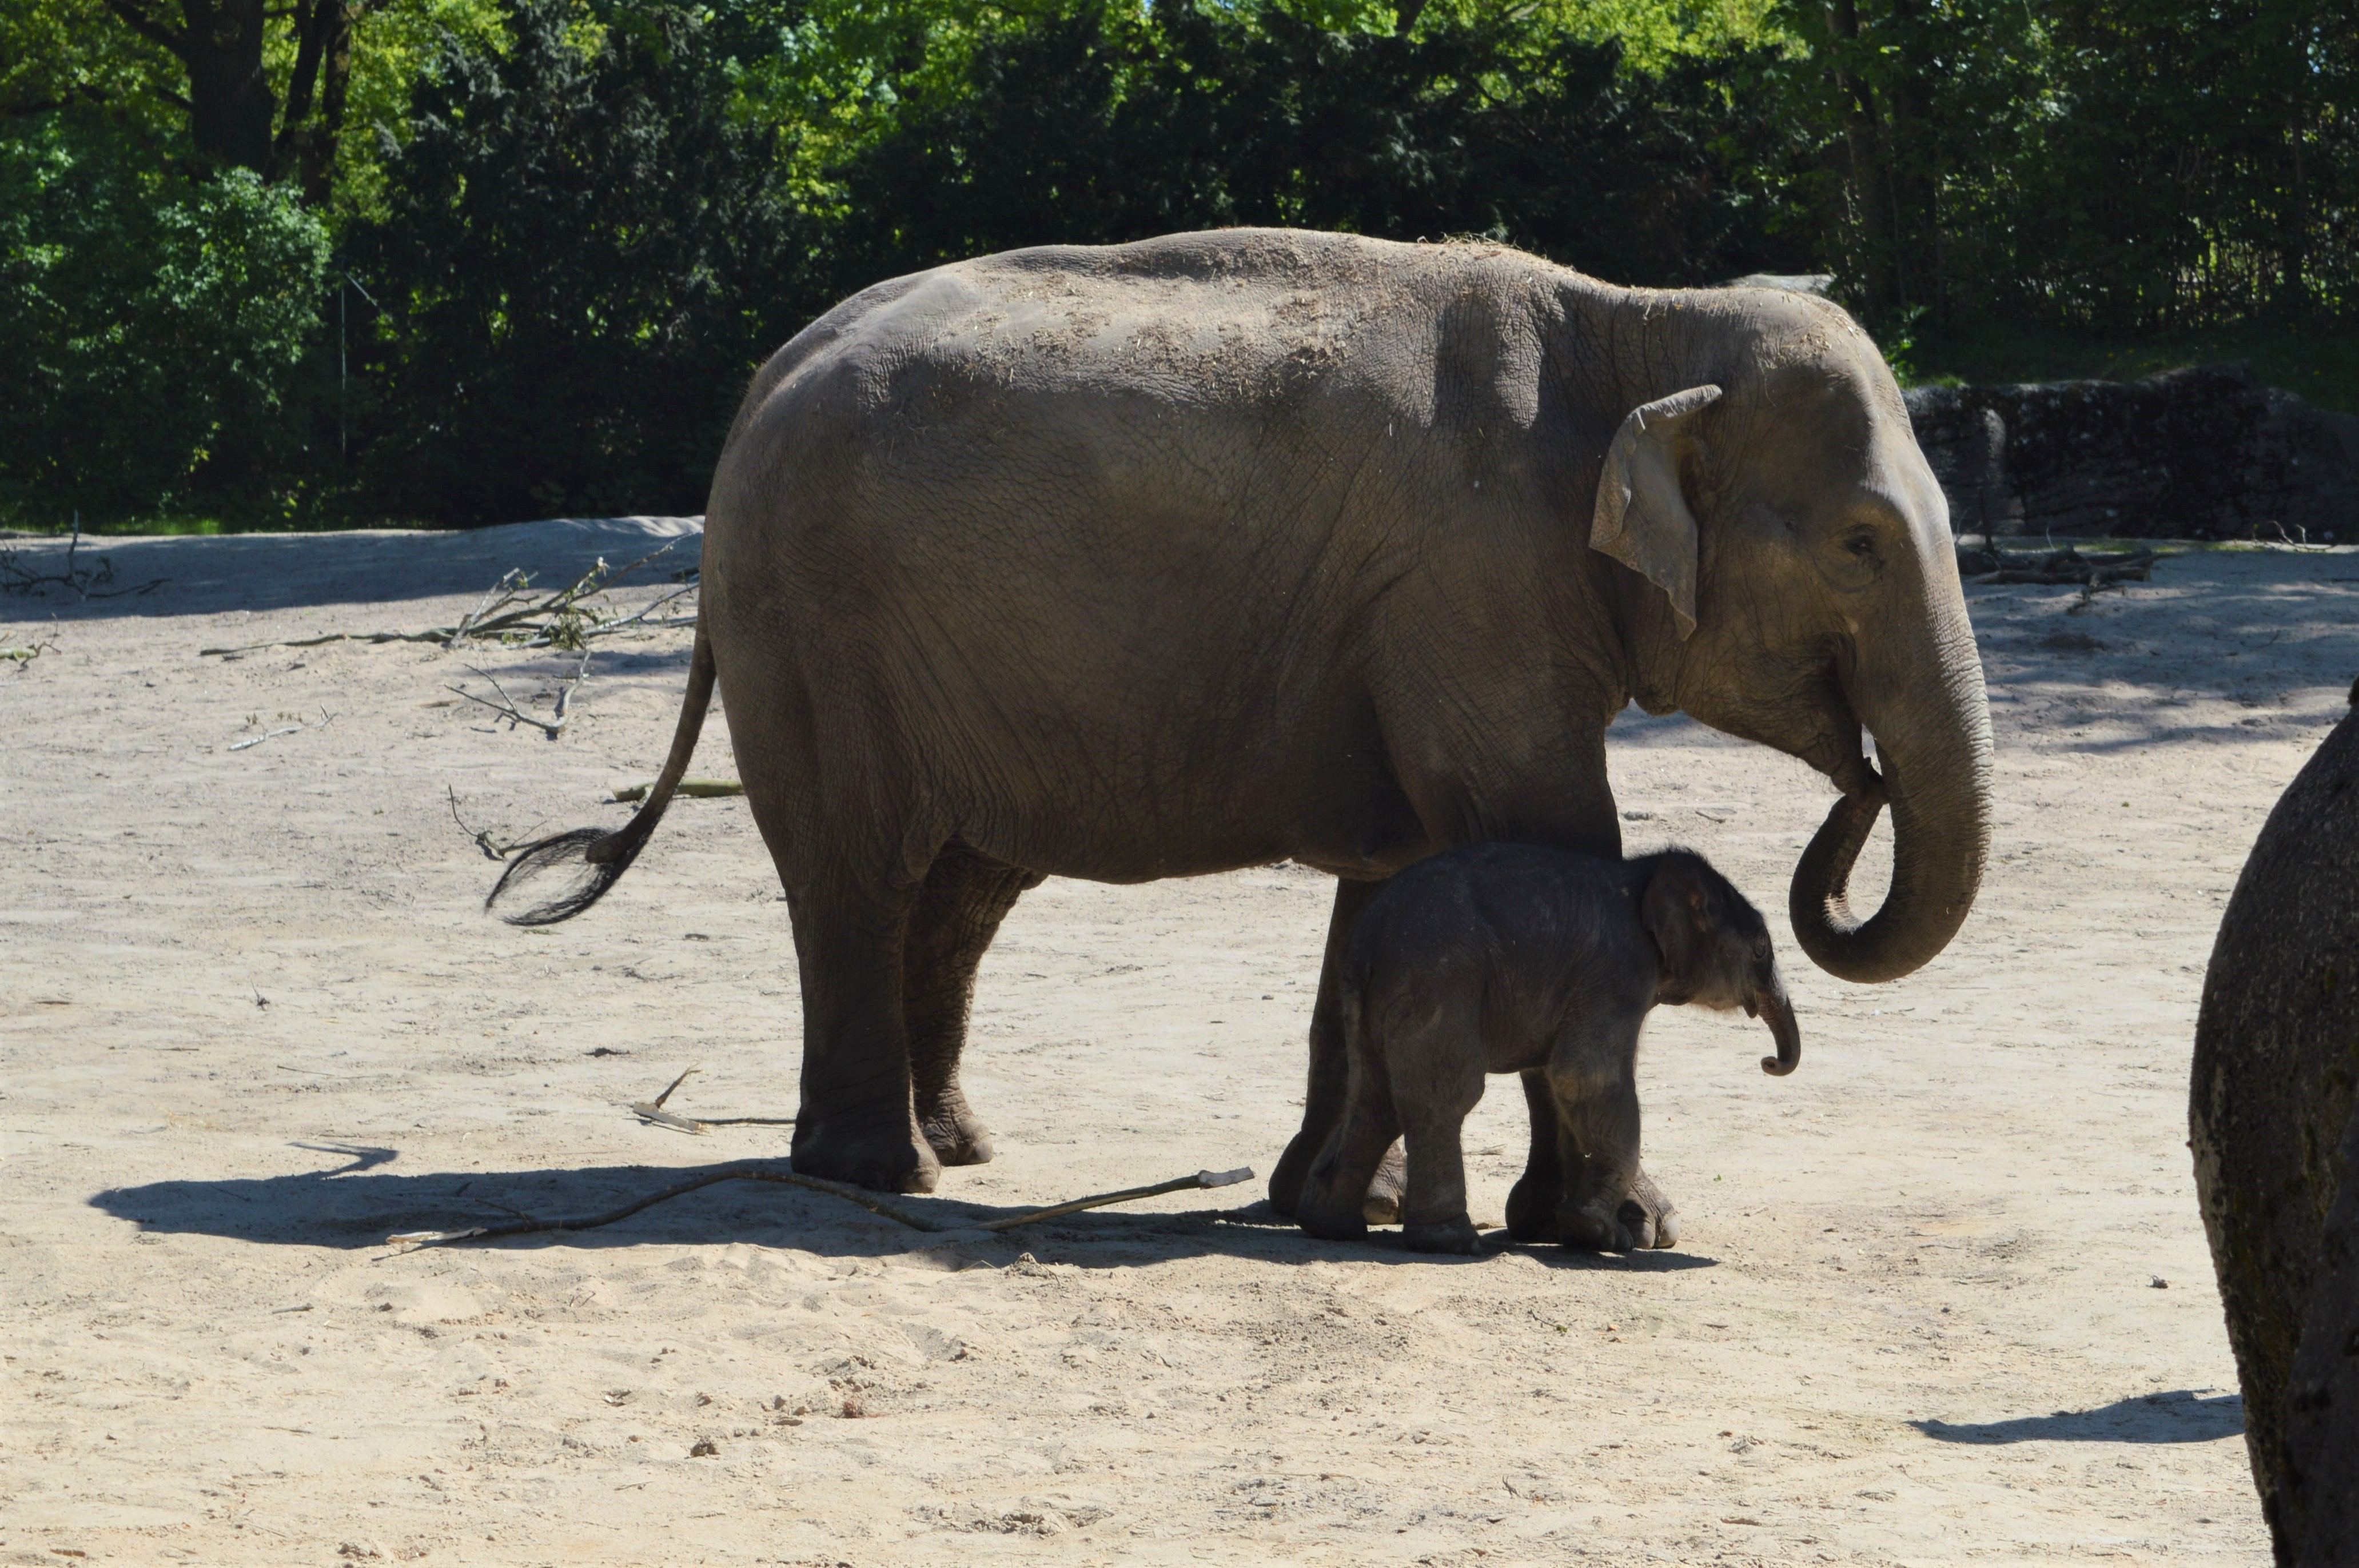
612;777;743;803
226;707;336;752
448;651;589;740
445;784;545;861
627;1068;796;1132
625;1066;710;1134
385;1163;1254;1250
1958;544;2163;587
976;1168;1254;1231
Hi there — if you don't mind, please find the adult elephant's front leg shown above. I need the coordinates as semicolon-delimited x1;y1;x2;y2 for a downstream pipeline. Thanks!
1269;876;1387;1218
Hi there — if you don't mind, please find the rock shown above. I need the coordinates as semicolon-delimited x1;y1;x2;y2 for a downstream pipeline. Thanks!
1905;364;2359;540
2191;699;2359;1561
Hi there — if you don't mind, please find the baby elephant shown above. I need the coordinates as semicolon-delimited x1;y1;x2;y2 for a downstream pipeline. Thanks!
1298;843;1799;1255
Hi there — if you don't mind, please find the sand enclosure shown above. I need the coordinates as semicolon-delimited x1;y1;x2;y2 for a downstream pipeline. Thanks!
5;521;2348;1564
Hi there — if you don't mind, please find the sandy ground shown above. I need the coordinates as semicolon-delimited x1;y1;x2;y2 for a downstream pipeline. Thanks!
4;520;2348;1566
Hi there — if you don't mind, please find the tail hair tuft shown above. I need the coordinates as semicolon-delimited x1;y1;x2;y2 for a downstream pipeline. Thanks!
486;827;642;925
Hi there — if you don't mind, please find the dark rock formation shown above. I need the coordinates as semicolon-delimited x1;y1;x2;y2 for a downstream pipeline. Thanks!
2192;699;2359;1561
1905;365;2359;541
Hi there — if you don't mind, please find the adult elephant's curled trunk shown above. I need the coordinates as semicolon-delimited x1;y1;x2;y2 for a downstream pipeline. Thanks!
1789;671;1994;985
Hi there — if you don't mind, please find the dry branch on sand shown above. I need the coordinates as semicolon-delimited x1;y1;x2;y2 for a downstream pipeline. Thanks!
385;1163;1254;1249
1956;541;2165;587
197;549;696;659
226;707;336;752
447;649;591;740
2;522;166;601
445;785;545;861
1;631;59;667
611;777;743;803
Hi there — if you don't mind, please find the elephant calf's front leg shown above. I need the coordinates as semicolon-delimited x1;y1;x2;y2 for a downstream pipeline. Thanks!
1546;1064;1679;1252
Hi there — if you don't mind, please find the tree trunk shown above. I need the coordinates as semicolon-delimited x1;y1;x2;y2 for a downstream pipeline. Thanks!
179;0;273;172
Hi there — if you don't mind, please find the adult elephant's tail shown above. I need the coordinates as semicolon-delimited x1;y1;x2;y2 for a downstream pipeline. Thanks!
485;625;717;925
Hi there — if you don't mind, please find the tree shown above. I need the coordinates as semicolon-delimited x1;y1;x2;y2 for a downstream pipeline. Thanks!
88;0;370;200
0;111;330;524
346;0;812;524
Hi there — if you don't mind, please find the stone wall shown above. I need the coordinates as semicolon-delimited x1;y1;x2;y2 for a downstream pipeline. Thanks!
1903;365;2359;541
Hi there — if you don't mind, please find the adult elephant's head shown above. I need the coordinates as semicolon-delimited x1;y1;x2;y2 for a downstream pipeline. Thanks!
1589;290;1991;984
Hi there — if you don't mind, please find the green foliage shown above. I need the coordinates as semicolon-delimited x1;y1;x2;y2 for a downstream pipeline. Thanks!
1773;0;2359;334
345;0;813;524
830;5;1812;290
4;0;2355;527
0;112;330;525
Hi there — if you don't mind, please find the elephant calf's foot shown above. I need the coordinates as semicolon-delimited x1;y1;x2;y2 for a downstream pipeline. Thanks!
1402;1214;1481;1255
791;1119;943;1195
1294;1161;1373;1243
1505;1168;1560;1244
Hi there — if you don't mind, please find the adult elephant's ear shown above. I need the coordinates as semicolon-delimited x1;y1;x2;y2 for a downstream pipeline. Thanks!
1588;384;1722;639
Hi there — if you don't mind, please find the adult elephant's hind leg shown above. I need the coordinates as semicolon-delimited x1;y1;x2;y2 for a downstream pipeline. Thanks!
784;864;939;1194
904;844;1040;1166
1270;876;1387;1218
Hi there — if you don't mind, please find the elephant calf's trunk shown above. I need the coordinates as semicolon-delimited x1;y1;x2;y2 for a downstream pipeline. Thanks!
1756;985;1801;1077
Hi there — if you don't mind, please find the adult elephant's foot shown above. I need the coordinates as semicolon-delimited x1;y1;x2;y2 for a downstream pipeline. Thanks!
791;1114;943;1194
916;1090;995;1167
1402;1214;1481;1255
1360;1142;1408;1225
1555;1171;1680;1252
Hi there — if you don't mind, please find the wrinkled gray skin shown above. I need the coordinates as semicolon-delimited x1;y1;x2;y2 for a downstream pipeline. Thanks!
487;229;1993;1221
1296;844;1798;1255
2192;696;2359;1563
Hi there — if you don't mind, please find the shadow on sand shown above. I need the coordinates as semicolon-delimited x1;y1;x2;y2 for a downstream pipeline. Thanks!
1913;1391;2245;1445
89;1142;1718;1273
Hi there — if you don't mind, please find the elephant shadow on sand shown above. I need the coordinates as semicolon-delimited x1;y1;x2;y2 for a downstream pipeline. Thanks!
88;1142;1716;1272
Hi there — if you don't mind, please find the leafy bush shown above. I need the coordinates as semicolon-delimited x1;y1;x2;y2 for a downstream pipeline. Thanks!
345;0;813;525
0;114;329;526
831;6;1813;293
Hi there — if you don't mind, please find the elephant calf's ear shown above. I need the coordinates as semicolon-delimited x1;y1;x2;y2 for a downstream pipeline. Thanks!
1588;384;1722;639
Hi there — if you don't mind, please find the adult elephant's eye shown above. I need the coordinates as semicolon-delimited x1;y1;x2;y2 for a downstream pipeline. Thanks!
1844;530;1877;560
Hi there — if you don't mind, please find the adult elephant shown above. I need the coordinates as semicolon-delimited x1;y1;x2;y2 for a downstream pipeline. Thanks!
491;229;1993;1237
2192;696;2359;1562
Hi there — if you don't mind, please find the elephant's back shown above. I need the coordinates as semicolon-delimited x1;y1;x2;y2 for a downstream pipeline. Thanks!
699;227;1576;654
718;229;1567;473
2190;697;2359;1551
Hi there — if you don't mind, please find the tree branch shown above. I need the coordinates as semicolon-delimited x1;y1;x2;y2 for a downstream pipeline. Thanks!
99;0;189;58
